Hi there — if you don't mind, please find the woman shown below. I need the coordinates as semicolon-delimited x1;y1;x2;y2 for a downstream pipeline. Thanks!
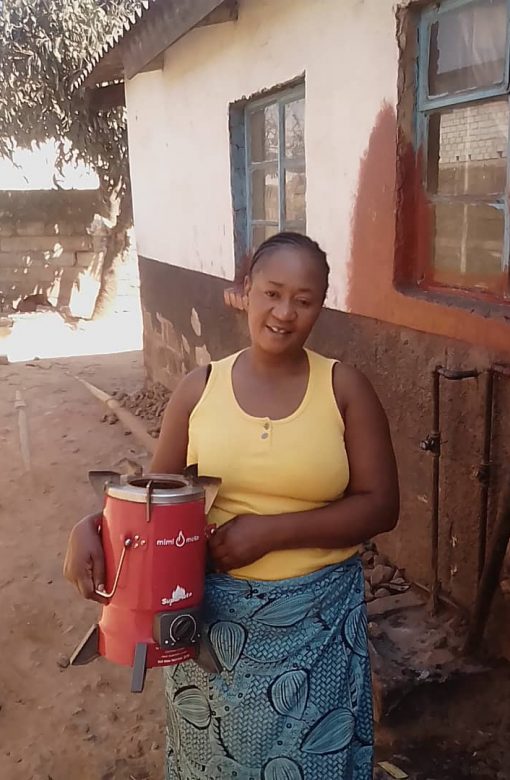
64;232;399;780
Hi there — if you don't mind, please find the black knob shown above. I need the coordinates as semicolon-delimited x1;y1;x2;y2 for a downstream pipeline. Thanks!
170;614;197;644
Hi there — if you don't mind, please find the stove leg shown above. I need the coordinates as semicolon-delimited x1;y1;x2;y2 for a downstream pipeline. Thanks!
131;642;148;693
70;624;100;665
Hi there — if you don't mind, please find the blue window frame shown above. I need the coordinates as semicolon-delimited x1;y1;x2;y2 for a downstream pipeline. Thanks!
243;84;306;251
416;0;510;298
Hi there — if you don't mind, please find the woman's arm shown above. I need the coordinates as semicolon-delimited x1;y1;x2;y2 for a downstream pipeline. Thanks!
150;366;208;473
209;365;399;571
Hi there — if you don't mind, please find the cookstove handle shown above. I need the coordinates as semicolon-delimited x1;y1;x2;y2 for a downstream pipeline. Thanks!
146;479;155;523
95;537;133;599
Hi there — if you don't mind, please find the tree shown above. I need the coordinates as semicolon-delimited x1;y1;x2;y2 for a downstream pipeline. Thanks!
0;0;140;317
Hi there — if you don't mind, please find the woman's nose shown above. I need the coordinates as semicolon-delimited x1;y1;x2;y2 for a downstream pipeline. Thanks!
273;299;296;321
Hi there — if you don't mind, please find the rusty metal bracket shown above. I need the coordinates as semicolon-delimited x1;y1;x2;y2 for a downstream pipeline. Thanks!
420;432;441;456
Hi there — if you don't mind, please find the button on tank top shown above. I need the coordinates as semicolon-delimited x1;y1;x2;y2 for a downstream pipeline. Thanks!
187;349;357;580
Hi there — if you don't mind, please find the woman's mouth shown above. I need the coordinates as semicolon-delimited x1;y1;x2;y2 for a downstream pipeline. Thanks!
266;325;291;336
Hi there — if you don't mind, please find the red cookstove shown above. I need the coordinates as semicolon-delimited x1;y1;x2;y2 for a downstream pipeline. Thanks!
70;472;220;692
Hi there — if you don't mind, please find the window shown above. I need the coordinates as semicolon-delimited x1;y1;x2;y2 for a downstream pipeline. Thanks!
417;0;510;299
235;85;306;252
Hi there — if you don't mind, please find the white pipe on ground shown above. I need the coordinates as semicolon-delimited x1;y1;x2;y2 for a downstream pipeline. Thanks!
75;377;157;455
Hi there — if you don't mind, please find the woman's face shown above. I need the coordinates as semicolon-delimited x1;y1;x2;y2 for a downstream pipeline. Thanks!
244;246;326;356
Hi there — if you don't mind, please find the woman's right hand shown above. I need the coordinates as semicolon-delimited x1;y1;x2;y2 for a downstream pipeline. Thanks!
63;512;106;602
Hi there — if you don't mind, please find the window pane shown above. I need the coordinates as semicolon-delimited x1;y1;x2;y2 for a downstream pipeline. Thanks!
285;168;306;223
433;201;504;289
284;221;306;234
249;103;278;163
285;98;305;159
428;99;509;196
428;0;507;97
251;165;279;222
252;224;279;249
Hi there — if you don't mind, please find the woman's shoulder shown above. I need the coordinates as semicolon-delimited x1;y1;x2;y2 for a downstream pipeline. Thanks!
307;349;367;382
182;351;239;387
173;365;210;413
332;362;381;418
213;350;245;366
332;361;369;387
181;351;241;416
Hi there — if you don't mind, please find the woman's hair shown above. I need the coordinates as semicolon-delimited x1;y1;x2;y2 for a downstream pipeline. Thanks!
250;232;330;295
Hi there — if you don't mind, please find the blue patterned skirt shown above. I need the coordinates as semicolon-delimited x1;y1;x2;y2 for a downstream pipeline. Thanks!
165;556;373;779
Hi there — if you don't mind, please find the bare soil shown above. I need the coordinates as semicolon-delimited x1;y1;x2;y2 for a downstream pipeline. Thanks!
0;351;164;780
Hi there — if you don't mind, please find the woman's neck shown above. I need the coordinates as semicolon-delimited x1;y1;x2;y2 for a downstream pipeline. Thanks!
245;345;308;377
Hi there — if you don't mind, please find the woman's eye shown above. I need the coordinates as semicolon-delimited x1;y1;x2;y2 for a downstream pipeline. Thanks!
297;299;311;307
265;290;278;298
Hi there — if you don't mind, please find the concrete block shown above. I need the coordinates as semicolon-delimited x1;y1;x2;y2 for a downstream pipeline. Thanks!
0;267;25;281
1;236;62;252
16;220;46;236
58;236;94;251
45;221;76;236
0;222;15;237
45;251;76;267
0;252;27;267
0;265;58;283
0;235;92;253
0;250;76;267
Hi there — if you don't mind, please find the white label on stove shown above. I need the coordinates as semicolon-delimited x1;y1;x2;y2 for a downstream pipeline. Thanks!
161;585;192;607
156;530;200;548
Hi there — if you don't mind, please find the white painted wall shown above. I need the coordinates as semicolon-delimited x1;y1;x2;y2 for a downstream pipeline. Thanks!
125;0;401;310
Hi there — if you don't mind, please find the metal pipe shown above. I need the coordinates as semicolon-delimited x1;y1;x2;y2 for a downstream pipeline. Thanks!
477;369;494;579
437;367;481;381
421;362;509;637
430;368;441;613
464;364;510;652
422;365;482;614
465;478;510;654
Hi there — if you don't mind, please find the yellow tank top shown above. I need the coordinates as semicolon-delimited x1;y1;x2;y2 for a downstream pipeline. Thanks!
187;349;357;580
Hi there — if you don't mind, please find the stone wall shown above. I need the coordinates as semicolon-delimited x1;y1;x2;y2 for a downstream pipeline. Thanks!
0;190;107;318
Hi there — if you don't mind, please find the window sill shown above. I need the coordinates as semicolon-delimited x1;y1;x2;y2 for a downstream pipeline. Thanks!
396;281;510;322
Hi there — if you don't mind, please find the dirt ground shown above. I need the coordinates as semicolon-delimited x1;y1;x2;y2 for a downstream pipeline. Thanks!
0;348;164;780
1;314;510;780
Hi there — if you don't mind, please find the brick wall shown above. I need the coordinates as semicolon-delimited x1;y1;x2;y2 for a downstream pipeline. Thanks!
0;190;108;318
439;101;508;165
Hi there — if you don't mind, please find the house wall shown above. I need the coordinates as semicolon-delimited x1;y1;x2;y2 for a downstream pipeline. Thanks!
125;0;399;310
124;0;510;655
125;0;510;354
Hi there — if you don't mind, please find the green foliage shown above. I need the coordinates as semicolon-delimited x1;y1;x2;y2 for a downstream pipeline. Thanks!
0;0;141;197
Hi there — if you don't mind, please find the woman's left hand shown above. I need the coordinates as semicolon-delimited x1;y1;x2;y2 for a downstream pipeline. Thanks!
208;514;272;572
